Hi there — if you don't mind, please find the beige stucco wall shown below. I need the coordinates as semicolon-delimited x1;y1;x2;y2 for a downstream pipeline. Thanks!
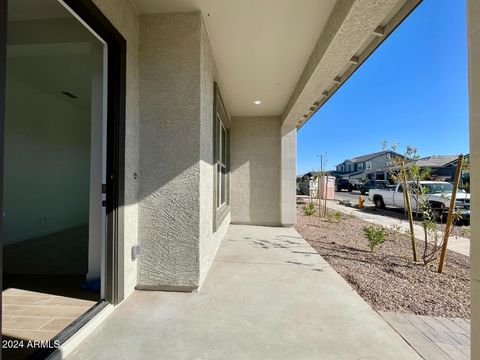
138;12;228;289
198;19;231;285
91;0;139;299
230;116;282;226
468;0;479;358
281;125;297;226
138;12;201;290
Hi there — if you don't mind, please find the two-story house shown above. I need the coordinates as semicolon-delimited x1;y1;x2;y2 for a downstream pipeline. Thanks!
335;150;401;181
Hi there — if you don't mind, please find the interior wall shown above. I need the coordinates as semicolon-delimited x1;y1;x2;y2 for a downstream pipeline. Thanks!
4;76;90;245
230;116;281;226
92;0;140;298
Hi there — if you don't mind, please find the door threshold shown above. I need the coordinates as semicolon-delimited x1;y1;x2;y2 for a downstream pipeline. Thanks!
41;301;115;360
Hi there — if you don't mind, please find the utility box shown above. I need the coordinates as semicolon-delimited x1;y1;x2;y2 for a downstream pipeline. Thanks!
319;176;335;200
309;178;318;198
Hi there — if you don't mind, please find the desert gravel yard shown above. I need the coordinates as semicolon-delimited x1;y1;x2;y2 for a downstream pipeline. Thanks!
295;206;470;319
360;206;471;239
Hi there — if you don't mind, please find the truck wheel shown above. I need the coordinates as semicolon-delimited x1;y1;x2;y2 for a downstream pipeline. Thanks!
429;202;445;223
374;197;386;209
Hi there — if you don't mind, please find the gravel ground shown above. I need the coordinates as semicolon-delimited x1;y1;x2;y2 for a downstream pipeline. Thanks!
360;206;471;239
295;205;470;318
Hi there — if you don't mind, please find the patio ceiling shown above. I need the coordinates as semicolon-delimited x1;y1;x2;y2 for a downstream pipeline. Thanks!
134;0;336;117
133;0;420;123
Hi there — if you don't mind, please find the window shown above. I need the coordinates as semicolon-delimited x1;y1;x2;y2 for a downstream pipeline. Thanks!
216;119;228;207
366;162;372;170
357;163;364;171
213;83;230;229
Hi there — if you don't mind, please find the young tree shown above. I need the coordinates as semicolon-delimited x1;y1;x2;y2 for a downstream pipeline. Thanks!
386;143;465;268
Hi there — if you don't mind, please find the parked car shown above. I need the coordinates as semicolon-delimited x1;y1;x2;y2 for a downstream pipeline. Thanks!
360;180;390;195
297;180;310;195
368;181;470;222
336;178;353;192
349;179;364;191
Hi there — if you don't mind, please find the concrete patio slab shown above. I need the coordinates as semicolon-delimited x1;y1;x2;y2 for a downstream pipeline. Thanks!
66;225;421;360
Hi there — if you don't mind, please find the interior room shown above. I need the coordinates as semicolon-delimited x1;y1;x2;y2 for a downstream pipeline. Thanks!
2;0;106;356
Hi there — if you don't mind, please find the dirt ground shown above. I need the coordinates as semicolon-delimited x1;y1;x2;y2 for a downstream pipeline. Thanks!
295;205;470;318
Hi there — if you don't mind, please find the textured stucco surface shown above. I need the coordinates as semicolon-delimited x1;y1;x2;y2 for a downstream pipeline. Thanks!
138;12;228;289
468;0;479;358
281;125;297;226
198;19;230;285
230;116;281;226
92;0;139;299
138;12;201;289
282;0;402;127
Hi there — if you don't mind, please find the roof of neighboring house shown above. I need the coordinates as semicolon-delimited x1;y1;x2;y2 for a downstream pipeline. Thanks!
348;150;390;163
337;150;402;167
443;154;470;167
416;155;462;168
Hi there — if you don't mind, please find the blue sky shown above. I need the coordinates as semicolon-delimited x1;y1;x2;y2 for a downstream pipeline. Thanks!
297;0;469;174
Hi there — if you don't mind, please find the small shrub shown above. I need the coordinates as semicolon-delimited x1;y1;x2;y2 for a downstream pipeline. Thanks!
390;224;402;233
459;225;471;237
325;210;342;222
334;211;342;222
363;226;387;252
303;202;316;216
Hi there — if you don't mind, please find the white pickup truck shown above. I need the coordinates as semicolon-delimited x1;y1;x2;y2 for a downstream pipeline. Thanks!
368;181;470;221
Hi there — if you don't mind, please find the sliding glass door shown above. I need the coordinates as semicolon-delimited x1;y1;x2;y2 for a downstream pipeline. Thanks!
0;0;125;358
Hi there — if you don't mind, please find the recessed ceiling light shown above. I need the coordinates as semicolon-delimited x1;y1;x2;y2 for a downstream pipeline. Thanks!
254;100;262;105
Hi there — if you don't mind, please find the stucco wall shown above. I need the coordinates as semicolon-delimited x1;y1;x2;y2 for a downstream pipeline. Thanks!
92;0;139;299
281;125;297;226
230;116;281;225
198;19;230;285
468;0;479;357
138;12;202;289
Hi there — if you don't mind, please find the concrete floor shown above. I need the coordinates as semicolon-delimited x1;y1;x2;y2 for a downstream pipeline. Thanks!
67;225;421;360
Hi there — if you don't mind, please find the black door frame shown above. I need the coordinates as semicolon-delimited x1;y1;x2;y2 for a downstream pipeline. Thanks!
62;0;127;306
0;0;126;339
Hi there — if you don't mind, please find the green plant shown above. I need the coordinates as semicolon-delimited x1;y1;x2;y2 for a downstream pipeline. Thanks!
334;211;342;222
303;202;316;216
324;210;342;222
363;226;387;252
459;225;471;237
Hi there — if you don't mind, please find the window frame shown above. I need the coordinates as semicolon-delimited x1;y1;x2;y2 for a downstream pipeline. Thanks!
213;82;230;231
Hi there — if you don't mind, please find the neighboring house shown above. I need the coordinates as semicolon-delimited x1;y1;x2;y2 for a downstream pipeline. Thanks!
416;155;469;182
335;150;402;181
1;0;480;359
